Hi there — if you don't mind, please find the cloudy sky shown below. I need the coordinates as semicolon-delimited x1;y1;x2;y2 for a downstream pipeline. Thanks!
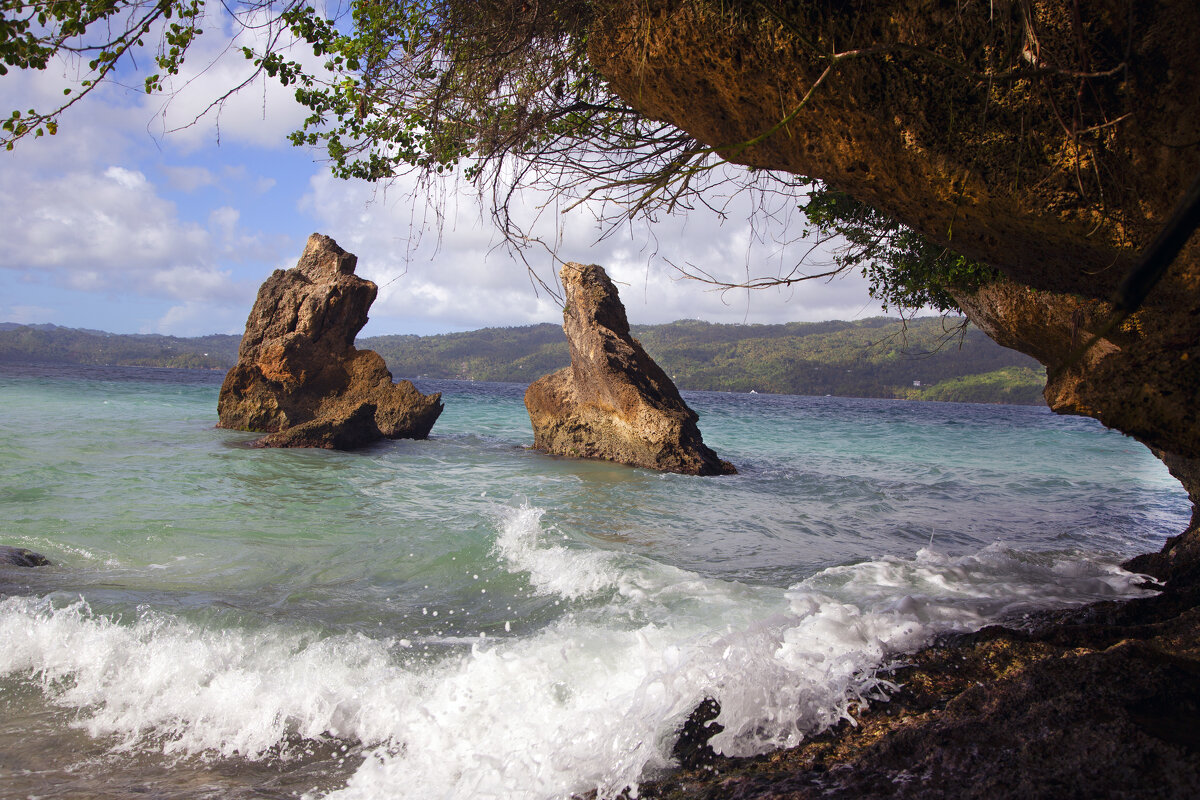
0;10;896;338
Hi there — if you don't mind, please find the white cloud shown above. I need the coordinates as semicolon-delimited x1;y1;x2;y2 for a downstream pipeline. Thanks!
103;166;148;190
5;305;58;324
164;165;218;192
299;166;895;334
209;206;241;241
0;155;278;315
146;9;329;152
149;301;247;337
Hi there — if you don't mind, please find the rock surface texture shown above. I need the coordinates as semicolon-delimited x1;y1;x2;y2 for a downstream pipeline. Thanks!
0;546;50;567
589;0;1200;577
217;234;442;449
525;263;734;475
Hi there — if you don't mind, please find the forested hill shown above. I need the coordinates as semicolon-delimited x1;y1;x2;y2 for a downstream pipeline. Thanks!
0;317;1046;404
0;323;240;370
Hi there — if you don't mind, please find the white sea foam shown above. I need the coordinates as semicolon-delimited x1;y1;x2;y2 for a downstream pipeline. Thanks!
0;506;1157;800
492;504;628;600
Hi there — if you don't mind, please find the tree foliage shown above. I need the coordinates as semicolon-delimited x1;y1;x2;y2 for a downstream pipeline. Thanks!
802;188;999;313
0;0;205;146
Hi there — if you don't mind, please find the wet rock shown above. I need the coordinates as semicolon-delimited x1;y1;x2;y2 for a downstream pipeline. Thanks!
672;697;724;770
218;233;442;449
0;546;50;567
524;262;735;475
637;585;1200;800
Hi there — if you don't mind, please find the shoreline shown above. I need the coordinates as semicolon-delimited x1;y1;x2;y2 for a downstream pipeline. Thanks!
636;575;1200;799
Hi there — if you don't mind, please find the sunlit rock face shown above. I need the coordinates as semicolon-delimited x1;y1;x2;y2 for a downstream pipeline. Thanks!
217;233;442;449
525;262;735;475
589;0;1199;573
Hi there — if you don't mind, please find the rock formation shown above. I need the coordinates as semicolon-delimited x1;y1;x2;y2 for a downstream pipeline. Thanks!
588;0;1200;577
0;545;50;567
217;234;442;449
525;262;735;475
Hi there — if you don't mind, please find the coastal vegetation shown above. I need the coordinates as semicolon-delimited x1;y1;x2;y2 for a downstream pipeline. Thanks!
0;323;236;370
0;317;1045;404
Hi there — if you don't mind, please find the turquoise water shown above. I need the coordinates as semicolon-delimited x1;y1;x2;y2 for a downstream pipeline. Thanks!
0;363;1189;799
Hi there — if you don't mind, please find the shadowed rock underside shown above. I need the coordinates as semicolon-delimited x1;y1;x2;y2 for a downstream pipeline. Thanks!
525;262;735;475
588;0;1199;577
217;233;442;449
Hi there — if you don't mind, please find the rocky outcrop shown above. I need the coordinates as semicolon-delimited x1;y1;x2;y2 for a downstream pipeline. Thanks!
217;234;442;449
525;262;735;475
0;546;50;567
952;278;1200;580
587;0;1200;573
644;583;1200;800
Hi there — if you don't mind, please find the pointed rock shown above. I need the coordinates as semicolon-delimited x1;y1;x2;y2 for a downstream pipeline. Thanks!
525;262;735;475
217;233;442;449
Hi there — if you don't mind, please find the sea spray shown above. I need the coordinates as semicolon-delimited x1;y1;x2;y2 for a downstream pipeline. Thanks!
0;507;1163;798
0;368;1186;799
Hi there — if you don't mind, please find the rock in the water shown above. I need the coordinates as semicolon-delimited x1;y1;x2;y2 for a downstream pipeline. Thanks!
525;262;735;475
0;546;51;567
218;233;442;449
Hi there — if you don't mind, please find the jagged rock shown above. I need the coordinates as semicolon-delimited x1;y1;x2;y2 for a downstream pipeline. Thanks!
217;233;442;449
525;262;735;475
0;546;50;567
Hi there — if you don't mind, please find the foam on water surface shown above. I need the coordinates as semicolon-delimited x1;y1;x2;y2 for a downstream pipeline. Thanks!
1;368;1187;798
0;504;1157;800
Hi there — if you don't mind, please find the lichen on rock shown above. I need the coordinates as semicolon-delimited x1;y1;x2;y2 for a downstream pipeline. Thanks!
525;262;735;475
217;233;443;449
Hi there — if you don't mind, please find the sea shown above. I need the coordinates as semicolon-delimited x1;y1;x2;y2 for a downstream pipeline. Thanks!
0;362;1190;800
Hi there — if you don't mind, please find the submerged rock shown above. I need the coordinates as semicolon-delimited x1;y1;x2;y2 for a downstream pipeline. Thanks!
525;262;734;475
0;546;50;567
217;233;442;449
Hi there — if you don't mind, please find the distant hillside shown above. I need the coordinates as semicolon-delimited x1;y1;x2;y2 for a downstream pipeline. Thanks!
0;317;1046;404
0;324;240;370
362;317;1046;404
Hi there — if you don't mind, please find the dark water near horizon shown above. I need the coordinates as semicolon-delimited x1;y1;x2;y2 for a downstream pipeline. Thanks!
0;362;1189;799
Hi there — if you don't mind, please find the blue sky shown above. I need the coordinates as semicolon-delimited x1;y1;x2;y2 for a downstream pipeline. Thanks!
0;9;895;338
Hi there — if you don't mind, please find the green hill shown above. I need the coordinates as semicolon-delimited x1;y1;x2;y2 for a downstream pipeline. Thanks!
361;317;1045;404
0;317;1046;404
0;324;239;370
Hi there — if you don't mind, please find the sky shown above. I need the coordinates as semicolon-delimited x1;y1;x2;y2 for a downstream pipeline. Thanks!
0;9;899;338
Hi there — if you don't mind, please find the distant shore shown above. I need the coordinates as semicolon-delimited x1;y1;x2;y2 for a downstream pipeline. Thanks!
0;317;1047;404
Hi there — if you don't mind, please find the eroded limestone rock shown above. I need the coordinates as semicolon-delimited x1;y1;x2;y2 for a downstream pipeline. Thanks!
525;262;735;475
218;234;442;449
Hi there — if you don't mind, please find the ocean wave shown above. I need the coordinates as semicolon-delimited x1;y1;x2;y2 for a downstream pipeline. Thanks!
0;505;1159;800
